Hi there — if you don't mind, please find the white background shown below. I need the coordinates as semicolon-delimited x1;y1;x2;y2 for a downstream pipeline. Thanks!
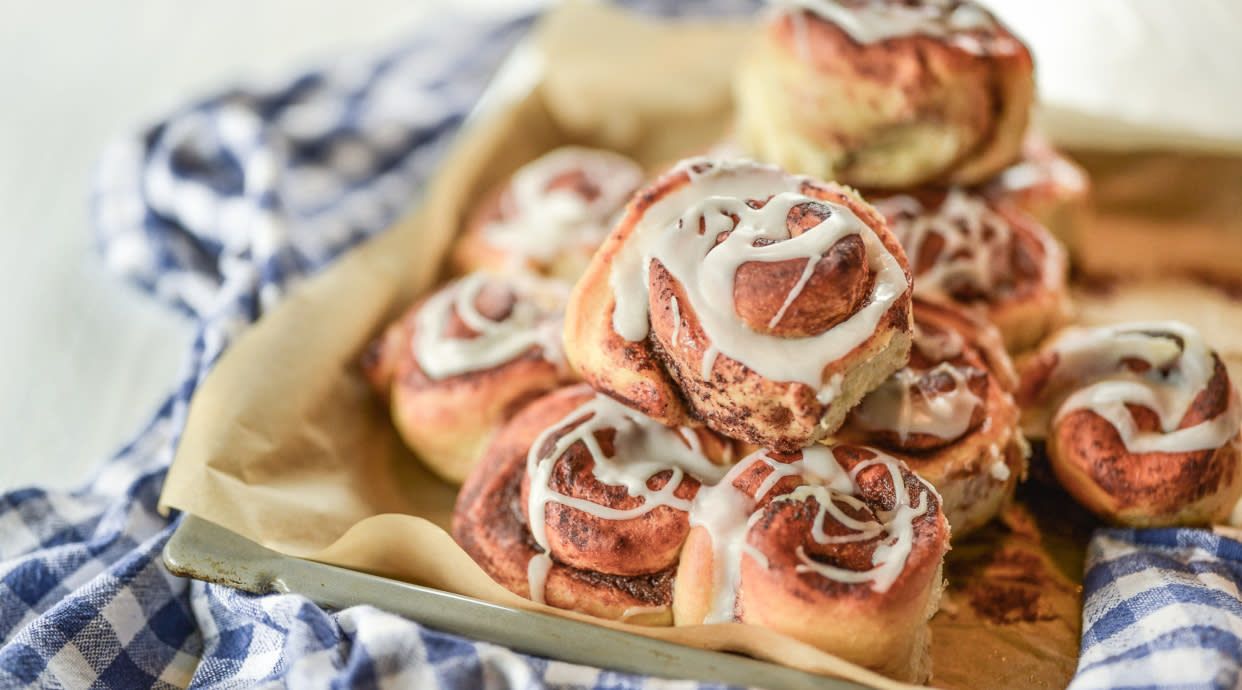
2;0;1239;491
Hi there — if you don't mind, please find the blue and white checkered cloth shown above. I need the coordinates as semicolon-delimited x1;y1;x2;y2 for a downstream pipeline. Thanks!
2;2;1241;688
1070;529;1242;690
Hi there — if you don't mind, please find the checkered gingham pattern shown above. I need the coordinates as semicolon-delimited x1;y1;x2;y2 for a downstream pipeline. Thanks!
3;2;1241;688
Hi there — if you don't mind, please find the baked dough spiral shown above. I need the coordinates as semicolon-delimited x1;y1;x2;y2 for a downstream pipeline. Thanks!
364;271;575;483
453;385;950;682
453;384;737;625
674;443;948;683
565;158;913;451
735;0;1034;188
1016;321;1242;526
839;298;1027;536
452;147;645;282
874;188;1070;352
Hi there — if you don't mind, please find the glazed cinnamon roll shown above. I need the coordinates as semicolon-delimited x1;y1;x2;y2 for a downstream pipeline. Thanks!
875;188;1070;352
453;385;736;625
984;135;1090;260
839;299;1027;537
452;147;645;282
735;0;1034;189
565;158;914;451
1016;322;1242;526
674;444;949;683
363;272;574;484
455;386;949;681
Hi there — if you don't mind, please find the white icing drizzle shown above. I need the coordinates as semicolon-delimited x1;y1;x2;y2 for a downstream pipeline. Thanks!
853;362;983;441
527;553;552;605
771;0;996;52
884;190;1011;300
1043;321;1241;454
789;9;813;64
782;456;931;592
997;157;1086;197
817;372;844;405
484;147;643;265
609;158;908;400
691;447;843;623
619;605;667;622
701;345;720;380
669;296;682;346
852;316;983;441
784;459;933;593
523;394;728;602
989;456;1011;482
412;272;567;380
691;446;931;622
883;189;1062;302
768;254;820;330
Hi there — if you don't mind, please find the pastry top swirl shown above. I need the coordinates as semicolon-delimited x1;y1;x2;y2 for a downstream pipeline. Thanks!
879;189;1059;306
504;387;944;617
1016;321;1242;526
609;158;908;388
454;147;645;280
412;272;568;381
566;157;913;450
1018;321;1241;454
772;0;1014;53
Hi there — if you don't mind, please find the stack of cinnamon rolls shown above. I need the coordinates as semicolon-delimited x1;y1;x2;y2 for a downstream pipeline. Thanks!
363;0;1242;682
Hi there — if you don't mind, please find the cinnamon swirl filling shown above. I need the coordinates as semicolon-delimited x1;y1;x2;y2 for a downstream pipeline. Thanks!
876;189;1069;352
1017;321;1242;526
566;158;913;451
363;271;574;483
453;147;644;282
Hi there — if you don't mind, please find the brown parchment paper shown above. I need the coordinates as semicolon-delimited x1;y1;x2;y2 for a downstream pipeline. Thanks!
159;4;1115;688
1069;152;1242;287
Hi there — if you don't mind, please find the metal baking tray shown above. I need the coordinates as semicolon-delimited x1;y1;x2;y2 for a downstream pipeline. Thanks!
163;515;865;689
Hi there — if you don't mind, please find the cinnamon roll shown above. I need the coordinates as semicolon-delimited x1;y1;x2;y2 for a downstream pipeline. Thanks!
984;135;1090;260
839;299;1027;537
875;188;1070;352
735;0;1034;189
363;272;574;484
1016;322;1242;526
674;444;949;683
453;384;737;625
565;158;914;451
454;385;950;681
452;147;645;282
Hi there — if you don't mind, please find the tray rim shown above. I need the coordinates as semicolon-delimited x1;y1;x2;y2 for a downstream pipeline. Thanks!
162;514;869;690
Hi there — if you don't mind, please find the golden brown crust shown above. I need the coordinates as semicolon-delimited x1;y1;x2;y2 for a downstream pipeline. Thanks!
565;162;914;451
364;275;575;484
1045;356;1241;525
456;386;951;674
1018;330;1242;526
912;297;1018;391
746;446;947;602
452;385;683;624
520;426;702;577
735;4;1034;189
673;445;949;683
